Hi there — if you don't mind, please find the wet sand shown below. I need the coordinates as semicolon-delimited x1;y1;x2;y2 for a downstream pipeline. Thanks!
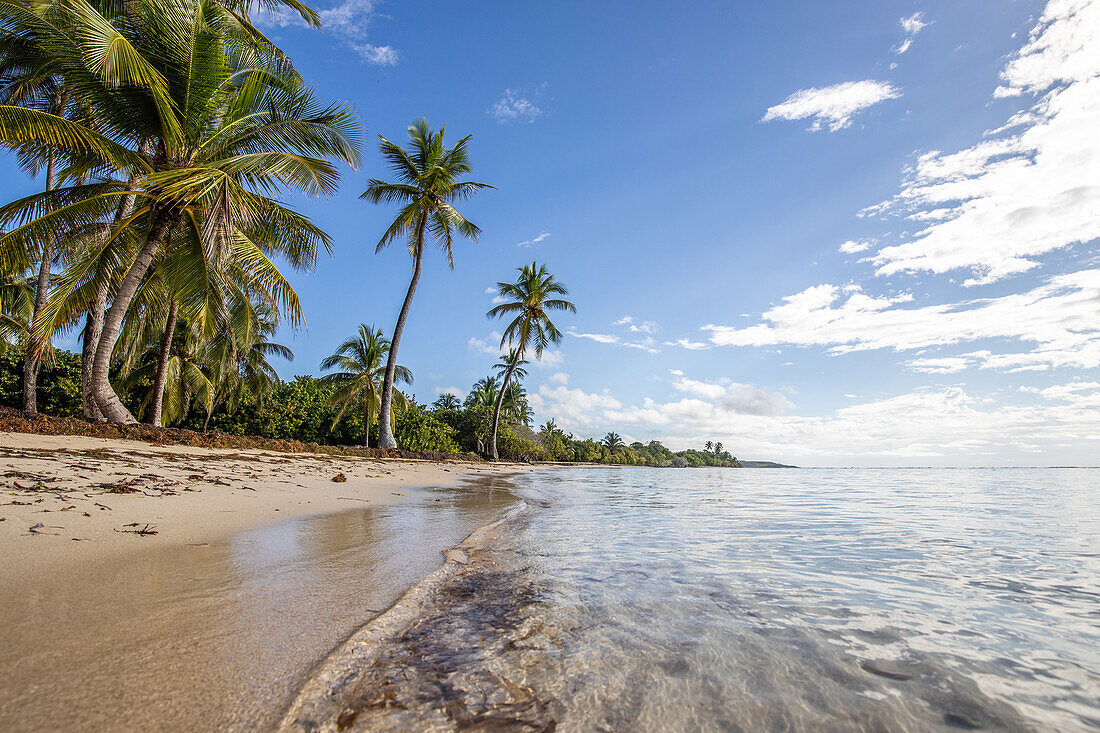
0;432;523;730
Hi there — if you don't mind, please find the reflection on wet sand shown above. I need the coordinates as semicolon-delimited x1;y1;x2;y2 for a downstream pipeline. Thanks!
0;477;518;731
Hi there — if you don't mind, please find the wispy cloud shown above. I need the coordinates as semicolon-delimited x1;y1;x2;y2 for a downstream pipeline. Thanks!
762;80;902;131
516;231;551;247
434;385;466;399
568;328;660;354
863;0;1100;284
489;88;543;123
262;0;399;65
894;12;930;54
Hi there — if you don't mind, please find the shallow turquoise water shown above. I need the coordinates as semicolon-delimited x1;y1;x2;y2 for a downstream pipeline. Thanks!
330;467;1100;732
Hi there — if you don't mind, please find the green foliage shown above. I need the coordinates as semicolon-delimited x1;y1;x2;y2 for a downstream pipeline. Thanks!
394;403;460;453
0;348;82;417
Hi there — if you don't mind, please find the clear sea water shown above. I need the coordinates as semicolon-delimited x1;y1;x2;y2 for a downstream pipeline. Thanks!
316;467;1100;732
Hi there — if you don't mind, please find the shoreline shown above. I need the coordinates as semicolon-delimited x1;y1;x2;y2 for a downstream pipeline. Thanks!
278;500;532;732
0;432;529;730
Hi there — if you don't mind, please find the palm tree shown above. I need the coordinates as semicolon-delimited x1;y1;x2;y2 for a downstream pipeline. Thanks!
602;432;624;452
0;0;360;424
464;376;500;411
705;440;713;452
360;119;491;448
432;393;461;411
320;324;411;447
486;262;575;460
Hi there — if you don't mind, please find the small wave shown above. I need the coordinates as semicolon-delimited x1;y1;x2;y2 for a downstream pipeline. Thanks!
278;501;531;732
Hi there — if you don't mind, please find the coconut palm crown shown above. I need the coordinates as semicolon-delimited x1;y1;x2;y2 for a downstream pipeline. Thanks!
320;324;411;447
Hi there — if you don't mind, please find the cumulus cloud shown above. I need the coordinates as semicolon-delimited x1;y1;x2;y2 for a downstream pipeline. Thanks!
489;89;543;123
894;12;930;54
434;385;465;399
839;239;874;254
864;0;1100;284
468;332;504;356
527;385;622;428
762;80;902;131
549;372;569;384
702;269;1100;371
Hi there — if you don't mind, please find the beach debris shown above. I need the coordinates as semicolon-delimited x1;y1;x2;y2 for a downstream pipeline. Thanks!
332;472;347;482
5;499;31;505
95;477;142;494
94;502;112;511
337;496;370;502
860;661;914;681
27;522;61;536
115;523;158;536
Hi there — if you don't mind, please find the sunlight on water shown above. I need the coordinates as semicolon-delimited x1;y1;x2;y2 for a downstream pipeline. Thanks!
324;467;1100;732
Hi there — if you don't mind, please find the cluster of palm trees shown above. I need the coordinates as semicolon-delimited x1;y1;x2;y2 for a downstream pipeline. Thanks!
0;0;577;459
0;0;358;426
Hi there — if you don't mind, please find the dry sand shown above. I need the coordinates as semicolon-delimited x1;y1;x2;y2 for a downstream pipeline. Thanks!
0;431;518;584
0;431;527;730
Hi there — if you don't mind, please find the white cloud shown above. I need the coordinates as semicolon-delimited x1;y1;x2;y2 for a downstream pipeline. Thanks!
612;315;633;326
909;356;972;374
569;329;659;354
629;321;659;334
670;377;792;416
762;80;902;131
864;0;1100;283
894;12;930;54
569;330;620;345
549;372;569;384
434;385;465;399
516;231;551;247
264;0;400;65
468;332;504;356
527;385;622;429
352;43;398;65
839;239;874;254
702;269;1100;371
532;350;565;369
489;89;543;123
665;338;710;351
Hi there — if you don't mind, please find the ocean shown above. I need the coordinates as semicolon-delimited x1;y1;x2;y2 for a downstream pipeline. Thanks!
292;466;1100;732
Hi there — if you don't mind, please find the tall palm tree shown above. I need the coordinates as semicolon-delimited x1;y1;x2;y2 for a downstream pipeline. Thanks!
0;0;360;424
360;119;491;448
320;324;411;447
602;432;624;452
486;262;575;460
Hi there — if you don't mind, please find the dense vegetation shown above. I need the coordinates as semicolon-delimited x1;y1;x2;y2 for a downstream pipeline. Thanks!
0;349;739;466
0;0;740;467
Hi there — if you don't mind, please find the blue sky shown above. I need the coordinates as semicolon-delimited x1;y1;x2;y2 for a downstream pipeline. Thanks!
9;0;1099;465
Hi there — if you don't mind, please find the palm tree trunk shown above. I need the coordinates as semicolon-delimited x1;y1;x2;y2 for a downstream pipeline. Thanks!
489;361;518;461
147;298;178;427
82;188;140;421
377;216;427;450
363;403;371;447
21;152;56;414
92;209;176;424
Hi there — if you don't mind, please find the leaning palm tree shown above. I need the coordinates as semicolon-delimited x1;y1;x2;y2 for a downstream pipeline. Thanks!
486;262;575;460
360;119;491;448
320;324;411;447
0;0;360;424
